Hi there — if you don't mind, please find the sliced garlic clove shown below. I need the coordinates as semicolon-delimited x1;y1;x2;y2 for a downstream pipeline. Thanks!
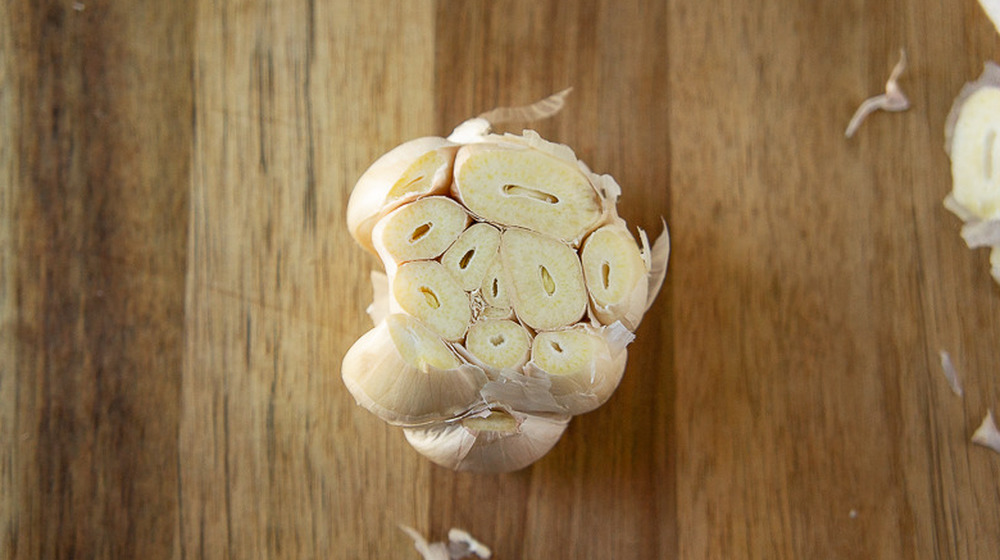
403;409;570;473
478;257;511;310
581;224;650;329
347;137;460;253
525;322;633;415
500;228;587;331
451;142;604;244
391;260;471;342
372;196;470;265
440;222;502;291
341;314;486;426
945;63;1000;221
463;319;533;372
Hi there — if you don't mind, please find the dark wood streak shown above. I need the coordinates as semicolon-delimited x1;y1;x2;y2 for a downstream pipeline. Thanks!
2;0;192;558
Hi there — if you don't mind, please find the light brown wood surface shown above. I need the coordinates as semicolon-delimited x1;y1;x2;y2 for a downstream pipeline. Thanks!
3;0;1000;558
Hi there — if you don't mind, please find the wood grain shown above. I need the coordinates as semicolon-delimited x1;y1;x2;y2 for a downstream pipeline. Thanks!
2;0;999;558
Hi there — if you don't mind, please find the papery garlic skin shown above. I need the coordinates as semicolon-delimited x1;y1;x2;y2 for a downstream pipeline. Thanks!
403;409;570;473
341;314;487;426
341;92;670;472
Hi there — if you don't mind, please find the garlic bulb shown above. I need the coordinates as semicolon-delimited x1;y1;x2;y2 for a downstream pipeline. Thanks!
944;62;1000;284
341;91;670;472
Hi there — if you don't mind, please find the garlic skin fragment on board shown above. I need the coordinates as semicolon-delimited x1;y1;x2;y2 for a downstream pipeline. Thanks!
944;62;1000;285
341;91;670;472
845;49;909;139
972;410;1000;455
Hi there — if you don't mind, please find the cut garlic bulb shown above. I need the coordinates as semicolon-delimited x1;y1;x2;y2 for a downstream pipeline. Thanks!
403;409;570;473
341;314;487;426
944;62;1000;285
341;91;670;472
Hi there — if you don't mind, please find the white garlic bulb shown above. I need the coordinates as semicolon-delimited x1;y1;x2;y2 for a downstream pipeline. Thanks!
342;91;670;472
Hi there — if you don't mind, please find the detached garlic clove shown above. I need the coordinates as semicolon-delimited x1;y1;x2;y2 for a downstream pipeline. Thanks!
347;137;460;254
944;62;1000;284
341;314;486;426
946;75;1000;221
403;409;570;473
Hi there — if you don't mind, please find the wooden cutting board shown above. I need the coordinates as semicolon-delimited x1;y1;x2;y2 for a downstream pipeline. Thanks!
2;1;999;558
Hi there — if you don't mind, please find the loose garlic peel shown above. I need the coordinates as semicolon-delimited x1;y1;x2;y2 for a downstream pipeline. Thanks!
944;62;1000;285
341;91;670;472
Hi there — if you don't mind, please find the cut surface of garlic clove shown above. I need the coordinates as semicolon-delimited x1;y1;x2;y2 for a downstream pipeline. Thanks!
948;82;1000;220
500;228;587;331
452;143;604;244
403;409;570;473
347;137;459;253
464;319;532;372
527;323;631;415
440;222;502;291
392;260;471;342
478;257;511;310
372;196;470;265
341;314;486;426
581;224;650;329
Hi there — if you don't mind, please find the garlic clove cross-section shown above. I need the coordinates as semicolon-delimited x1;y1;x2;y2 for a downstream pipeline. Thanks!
341;91;671;472
347;137;460;254
944;62;1000;285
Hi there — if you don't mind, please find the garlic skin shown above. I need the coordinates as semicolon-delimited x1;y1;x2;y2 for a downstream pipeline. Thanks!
341;92;670;472
403;409;570;474
944;62;1000;285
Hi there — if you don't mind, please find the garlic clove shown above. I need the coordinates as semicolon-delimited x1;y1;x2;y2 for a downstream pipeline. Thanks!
440;222;502;291
462;319;533;372
451;142;604;244
524;322;633;415
391;260;472;342
341;314;487;426
372;196;470;265
477;257;511;310
500;228;588;331
948;87;1000;220
581;224;650;329
403;408;570;473
347;137;460;254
